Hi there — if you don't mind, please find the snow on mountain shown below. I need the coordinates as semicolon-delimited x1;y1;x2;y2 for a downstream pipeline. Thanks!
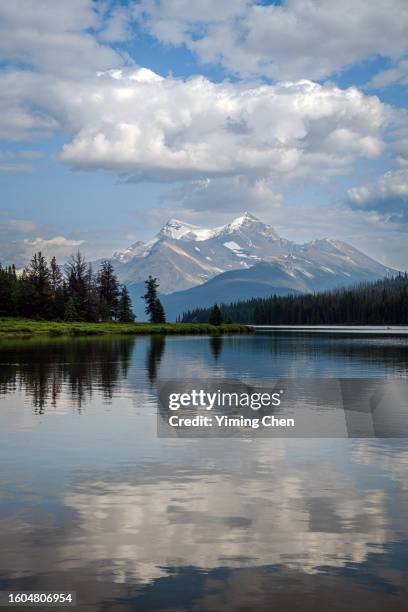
216;211;280;241
111;212;394;303
113;239;157;263
158;219;208;241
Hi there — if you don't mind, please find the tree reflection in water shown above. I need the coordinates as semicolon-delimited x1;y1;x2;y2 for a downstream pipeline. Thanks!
0;337;136;413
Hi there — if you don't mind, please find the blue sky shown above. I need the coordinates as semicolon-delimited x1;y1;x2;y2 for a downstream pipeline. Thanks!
0;0;408;268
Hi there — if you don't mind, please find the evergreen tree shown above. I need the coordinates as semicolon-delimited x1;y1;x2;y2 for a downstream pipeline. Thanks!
64;296;81;321
182;274;408;326
154;298;166;323
50;256;63;293
0;250;135;324
26;251;51;319
118;286;135;322
49;256;65;319
99;298;111;322
209;303;222;326
97;260;120;320
142;276;160;323
65;252;89;320
0;264;17;316
85;263;99;322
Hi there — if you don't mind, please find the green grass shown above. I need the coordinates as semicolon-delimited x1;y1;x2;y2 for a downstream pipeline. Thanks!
0;317;252;338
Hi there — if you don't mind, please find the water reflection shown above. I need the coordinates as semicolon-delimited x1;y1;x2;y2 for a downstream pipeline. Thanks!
0;335;408;610
146;335;166;384
0;337;136;411
210;335;223;361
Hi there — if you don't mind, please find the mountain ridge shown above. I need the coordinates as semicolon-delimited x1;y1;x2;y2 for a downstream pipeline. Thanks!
106;212;395;319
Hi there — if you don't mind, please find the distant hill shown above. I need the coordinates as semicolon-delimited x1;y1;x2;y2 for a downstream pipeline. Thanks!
158;256;396;321
158;262;303;321
181;275;408;326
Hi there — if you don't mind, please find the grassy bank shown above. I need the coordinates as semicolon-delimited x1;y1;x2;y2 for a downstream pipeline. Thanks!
0;318;252;338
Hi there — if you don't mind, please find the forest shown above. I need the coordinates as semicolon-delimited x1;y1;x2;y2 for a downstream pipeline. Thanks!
0;251;136;322
182;275;408;325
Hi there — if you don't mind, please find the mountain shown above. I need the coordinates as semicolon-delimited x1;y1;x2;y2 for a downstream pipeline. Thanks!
109;212;394;320
112;212;289;294
181;274;408;326
161;253;395;321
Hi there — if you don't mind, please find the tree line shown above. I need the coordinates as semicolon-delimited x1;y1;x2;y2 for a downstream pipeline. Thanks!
0;251;166;323
181;275;408;325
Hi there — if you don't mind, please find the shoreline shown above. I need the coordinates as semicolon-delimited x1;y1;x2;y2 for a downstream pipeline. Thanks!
251;325;408;335
0;318;251;338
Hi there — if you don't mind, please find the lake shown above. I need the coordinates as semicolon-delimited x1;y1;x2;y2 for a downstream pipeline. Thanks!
0;333;408;611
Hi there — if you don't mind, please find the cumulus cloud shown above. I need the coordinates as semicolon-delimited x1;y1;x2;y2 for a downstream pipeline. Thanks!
134;0;408;81
347;169;408;223
0;0;400;204
52;70;389;188
23;236;84;256
0;235;84;268
0;0;405;260
0;60;392;211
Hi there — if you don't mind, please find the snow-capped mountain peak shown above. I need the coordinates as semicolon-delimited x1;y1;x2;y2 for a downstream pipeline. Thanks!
112;240;148;263
156;212;280;242
159;219;199;240
217;212;280;240
111;212;393;301
158;218;220;242
228;211;259;228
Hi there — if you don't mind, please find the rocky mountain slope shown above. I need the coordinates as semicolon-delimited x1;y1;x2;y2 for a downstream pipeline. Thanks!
109;212;394;319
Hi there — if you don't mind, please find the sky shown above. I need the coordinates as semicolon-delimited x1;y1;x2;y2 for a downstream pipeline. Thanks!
0;0;408;269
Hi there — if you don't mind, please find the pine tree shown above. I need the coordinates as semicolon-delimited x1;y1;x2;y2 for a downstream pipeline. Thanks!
97;260;120;320
26;251;51;319
0;264;17;316
154;298;166;323
142;276;160;323
64;296;81;321
99;298;111;322
49;256;64;319
65;252;89;320
85;264;99;322
50;256;62;293
118;286;135;322
209;303;222;326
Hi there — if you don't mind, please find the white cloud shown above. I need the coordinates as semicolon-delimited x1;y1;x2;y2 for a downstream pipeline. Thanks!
24;235;84;249
0;0;124;77
347;169;408;223
368;58;408;89
163;176;283;212
0;63;391;211
99;5;133;43
0;235;85;268
51;71;390;188
134;0;408;81
21;236;85;264
0;71;58;140
15;236;84;263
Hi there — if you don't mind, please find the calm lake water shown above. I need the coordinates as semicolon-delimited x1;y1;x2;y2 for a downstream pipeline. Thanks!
0;333;408;611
